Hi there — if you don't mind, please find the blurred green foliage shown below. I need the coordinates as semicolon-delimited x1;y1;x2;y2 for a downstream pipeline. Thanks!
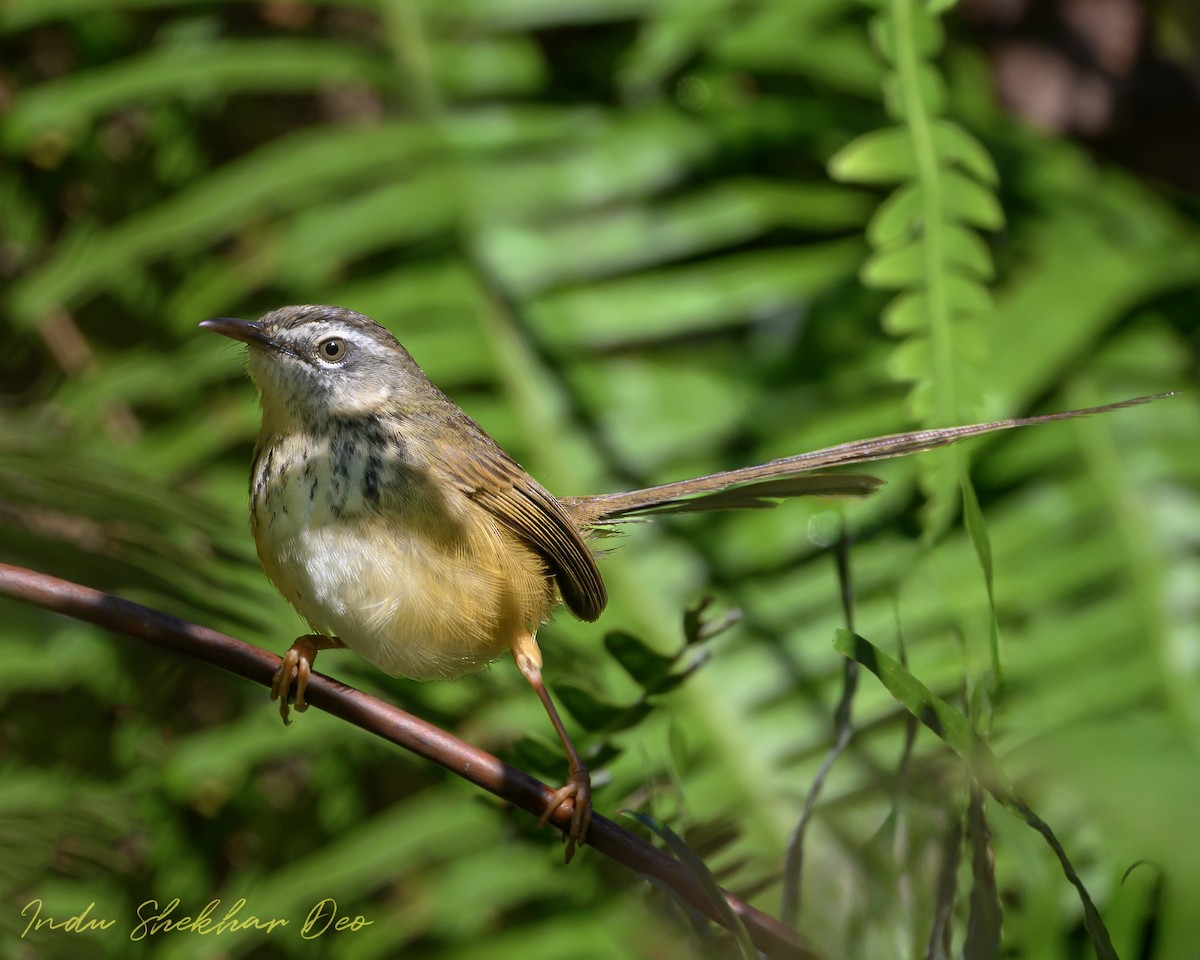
2;0;1199;958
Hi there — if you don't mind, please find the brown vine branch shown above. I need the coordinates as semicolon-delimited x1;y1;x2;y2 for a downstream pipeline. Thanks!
0;561;816;960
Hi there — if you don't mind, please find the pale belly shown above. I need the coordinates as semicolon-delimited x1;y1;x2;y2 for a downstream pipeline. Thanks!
251;438;556;681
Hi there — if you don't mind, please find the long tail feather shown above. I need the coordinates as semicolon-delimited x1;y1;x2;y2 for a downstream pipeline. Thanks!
567;393;1174;524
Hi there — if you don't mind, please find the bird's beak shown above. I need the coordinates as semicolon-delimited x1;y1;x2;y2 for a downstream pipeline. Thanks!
199;317;272;347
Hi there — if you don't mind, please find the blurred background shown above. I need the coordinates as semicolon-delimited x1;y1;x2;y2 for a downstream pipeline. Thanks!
2;0;1199;957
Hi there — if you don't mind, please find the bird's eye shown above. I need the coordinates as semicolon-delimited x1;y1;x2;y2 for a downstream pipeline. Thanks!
316;337;347;363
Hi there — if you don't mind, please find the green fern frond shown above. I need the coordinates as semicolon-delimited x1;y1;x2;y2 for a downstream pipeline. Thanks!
830;0;1002;540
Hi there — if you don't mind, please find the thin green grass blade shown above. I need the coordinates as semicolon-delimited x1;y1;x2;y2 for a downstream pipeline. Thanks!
834;629;1120;960
621;810;759;960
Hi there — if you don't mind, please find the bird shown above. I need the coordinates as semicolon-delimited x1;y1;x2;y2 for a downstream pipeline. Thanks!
201;303;1165;860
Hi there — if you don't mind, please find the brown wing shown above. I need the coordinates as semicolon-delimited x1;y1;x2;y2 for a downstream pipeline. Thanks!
435;432;607;623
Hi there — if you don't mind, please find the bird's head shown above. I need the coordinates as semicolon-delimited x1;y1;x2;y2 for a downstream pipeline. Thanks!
201;305;432;424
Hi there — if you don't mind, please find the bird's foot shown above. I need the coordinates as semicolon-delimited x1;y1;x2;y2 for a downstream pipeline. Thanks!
538;763;591;864
269;634;343;723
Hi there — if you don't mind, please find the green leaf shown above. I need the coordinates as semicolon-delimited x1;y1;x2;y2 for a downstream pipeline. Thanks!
961;476;1001;689
8;123;437;325
835;629;1120;960
833;630;1007;786
829;127;916;184
603;630;677;689
869;173;1004;246
940;223;995;279
681;597;741;646
554;681;652;734
4;41;391;151
834;127;999;240
880;280;992;334
932;120;1000;186
275;174;460;283
942;169;1005;230
482;180;871;293
964;786;1003;960
621;811;758;960
883;62;947;120
511;736;568;782
868;9;944;63
862;225;992;289
867;180;924;246
529;240;864;349
860;238;922;289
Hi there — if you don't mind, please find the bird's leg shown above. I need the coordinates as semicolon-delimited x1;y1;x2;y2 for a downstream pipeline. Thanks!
511;632;591;863
270;634;346;723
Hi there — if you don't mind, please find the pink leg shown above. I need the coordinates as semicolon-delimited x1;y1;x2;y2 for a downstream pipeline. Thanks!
512;633;591;863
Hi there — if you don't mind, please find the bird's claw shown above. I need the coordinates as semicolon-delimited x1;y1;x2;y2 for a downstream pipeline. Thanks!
270;635;322;724
538;765;592;863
